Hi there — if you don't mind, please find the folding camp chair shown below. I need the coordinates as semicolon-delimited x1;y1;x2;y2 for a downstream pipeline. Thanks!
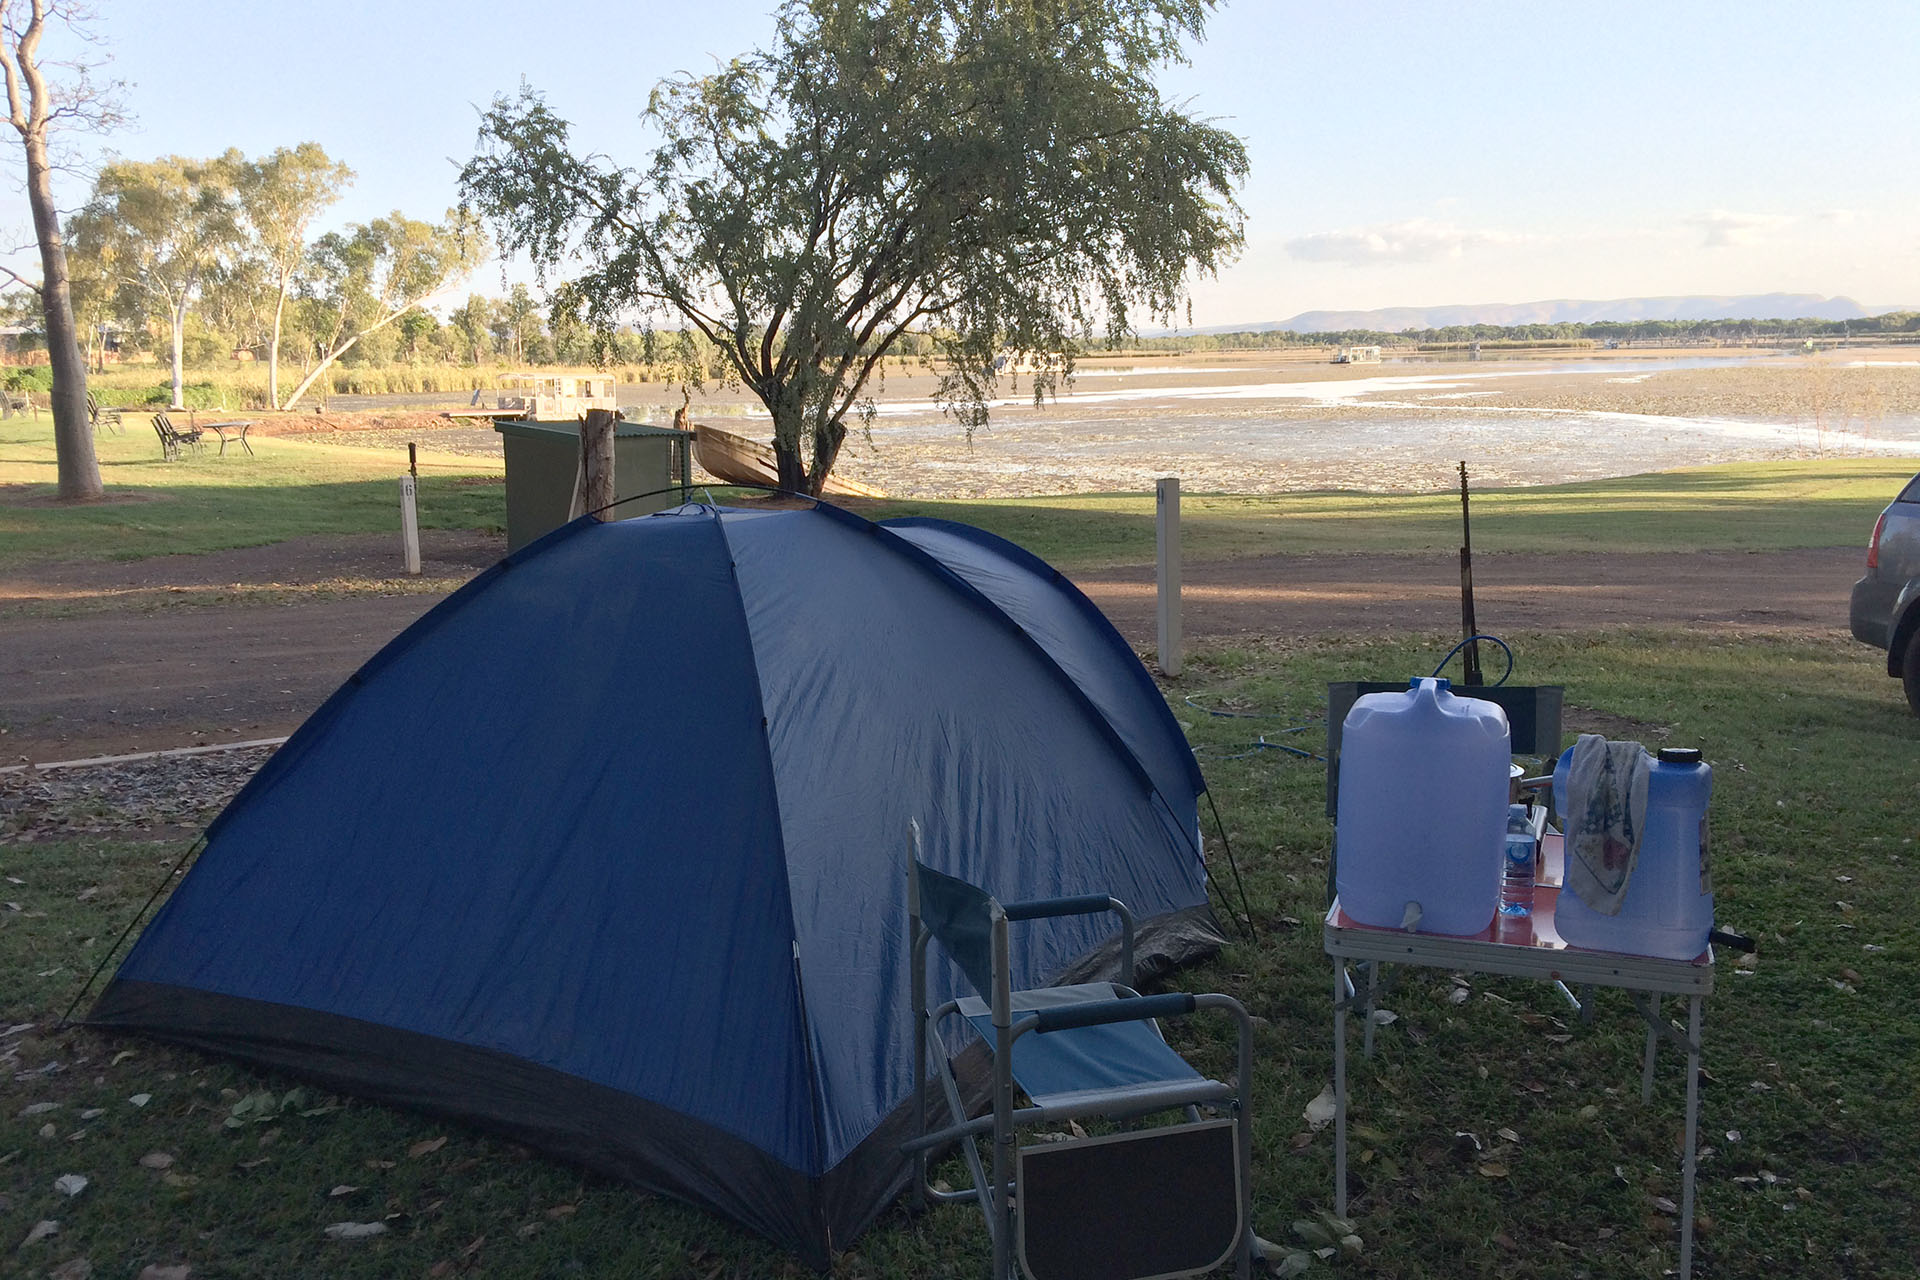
904;821;1255;1280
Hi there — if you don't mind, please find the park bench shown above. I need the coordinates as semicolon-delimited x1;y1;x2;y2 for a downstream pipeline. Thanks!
2;388;34;419
151;412;203;461
87;391;124;435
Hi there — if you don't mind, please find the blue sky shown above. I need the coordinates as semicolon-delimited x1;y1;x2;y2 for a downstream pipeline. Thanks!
6;0;1917;328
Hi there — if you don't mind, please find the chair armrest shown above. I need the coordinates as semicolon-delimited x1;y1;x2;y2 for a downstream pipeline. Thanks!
1002;893;1122;922
1025;992;1196;1034
1001;894;1137;986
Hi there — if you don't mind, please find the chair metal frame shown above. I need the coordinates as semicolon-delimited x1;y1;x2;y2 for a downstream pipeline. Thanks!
904;820;1254;1280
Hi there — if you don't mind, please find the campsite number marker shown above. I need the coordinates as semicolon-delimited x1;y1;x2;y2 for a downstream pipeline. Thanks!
400;473;422;576
1157;476;1182;677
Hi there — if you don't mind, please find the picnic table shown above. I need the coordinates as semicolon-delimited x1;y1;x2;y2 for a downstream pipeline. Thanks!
1324;832;1716;1280
202;420;254;456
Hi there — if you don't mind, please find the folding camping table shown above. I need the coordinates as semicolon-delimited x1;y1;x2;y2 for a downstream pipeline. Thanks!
1324;833;1714;1280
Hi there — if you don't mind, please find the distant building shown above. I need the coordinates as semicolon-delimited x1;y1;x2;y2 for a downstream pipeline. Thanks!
1331;345;1382;365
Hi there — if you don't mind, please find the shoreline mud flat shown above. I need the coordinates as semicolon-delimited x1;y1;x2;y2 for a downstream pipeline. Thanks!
318;352;1920;498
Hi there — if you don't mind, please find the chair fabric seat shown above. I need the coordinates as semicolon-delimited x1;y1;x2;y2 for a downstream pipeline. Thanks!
958;983;1207;1107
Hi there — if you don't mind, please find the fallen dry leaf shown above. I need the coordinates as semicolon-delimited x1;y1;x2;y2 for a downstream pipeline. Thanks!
407;1136;447;1159
21;1219;58;1247
138;1152;175;1170
47;1257;90;1280
1302;1085;1337;1131
136;1266;191;1280
545;1204;577;1219
1478;1162;1509;1178
323;1222;388;1241
53;1174;88;1197
328;1184;358;1197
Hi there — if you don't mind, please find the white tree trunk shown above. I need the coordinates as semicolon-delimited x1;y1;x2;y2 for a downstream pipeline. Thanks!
269;279;286;410
170;299;186;410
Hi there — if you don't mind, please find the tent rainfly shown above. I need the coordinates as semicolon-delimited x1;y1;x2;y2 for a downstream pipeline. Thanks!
87;502;1221;1269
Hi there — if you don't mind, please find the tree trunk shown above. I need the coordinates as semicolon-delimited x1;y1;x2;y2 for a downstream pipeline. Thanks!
580;407;617;518
807;418;849;497
773;435;809;495
280;304;414;411
22;120;99;500
268;276;286;410
169;299;186;410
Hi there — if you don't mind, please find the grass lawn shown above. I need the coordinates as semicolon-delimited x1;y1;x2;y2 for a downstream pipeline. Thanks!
4;416;1916;575
0;419;504;569
864;457;1920;567
2;628;1914;1277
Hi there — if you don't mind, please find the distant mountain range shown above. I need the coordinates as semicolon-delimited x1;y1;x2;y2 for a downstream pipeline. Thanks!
1188;293;1903;335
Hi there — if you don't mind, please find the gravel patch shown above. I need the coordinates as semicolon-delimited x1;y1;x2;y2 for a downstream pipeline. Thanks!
0;747;275;843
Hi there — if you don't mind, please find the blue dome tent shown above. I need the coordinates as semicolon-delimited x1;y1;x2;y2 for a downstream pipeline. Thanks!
87;501;1220;1268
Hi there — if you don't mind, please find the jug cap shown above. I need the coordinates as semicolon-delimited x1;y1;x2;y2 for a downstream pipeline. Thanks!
1409;676;1451;690
1656;747;1703;765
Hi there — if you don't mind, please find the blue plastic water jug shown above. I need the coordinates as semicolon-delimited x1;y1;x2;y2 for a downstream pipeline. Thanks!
1336;677;1511;935
1552;745;1714;960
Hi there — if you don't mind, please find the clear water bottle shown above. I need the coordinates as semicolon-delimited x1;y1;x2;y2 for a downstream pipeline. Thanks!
1498;804;1535;918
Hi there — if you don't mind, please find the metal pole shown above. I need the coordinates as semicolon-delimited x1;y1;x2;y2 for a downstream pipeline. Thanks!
1156;476;1182;677
1680;996;1703;1280
1332;959;1348;1218
1458;461;1482;685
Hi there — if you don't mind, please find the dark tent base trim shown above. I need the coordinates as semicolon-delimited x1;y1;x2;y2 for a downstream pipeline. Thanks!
84;906;1219;1270
86;979;922;1271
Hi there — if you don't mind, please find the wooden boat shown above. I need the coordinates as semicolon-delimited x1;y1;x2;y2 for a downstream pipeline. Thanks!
692;424;884;499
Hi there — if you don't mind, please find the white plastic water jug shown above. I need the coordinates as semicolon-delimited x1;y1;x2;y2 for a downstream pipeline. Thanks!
1552;745;1714;960
1335;677;1512;936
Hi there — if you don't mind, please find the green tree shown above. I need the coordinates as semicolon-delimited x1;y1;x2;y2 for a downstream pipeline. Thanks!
70;152;241;410
447;292;496;364
2;0;125;499
461;0;1246;495
279;210;484;409
235;143;353;409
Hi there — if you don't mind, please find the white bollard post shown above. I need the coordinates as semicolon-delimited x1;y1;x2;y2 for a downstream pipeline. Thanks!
1156;475;1181;677
399;473;422;576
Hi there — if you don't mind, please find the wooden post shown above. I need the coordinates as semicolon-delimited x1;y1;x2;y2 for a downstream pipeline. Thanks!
1156;476;1182;677
399;473;421;575
580;408;618;520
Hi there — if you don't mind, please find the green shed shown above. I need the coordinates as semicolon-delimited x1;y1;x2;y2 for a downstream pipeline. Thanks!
494;418;694;552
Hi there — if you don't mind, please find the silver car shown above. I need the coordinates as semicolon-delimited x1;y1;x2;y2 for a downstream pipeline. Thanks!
1850;471;1920;715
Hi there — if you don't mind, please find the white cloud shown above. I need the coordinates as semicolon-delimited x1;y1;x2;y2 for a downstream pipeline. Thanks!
1284;218;1520;266
1686;210;1795;248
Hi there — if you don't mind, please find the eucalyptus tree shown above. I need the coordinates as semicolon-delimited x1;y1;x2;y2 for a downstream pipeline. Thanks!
461;0;1246;495
2;0;125;500
69;152;242;410
235;143;353;408
277;210;483;410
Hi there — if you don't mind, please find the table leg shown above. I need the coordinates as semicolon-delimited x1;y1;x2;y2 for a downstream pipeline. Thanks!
1333;958;1348;1218
1362;960;1379;1059
1679;995;1703;1280
239;432;253;456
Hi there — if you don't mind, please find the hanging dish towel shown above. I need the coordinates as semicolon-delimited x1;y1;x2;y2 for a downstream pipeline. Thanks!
1563;734;1649;916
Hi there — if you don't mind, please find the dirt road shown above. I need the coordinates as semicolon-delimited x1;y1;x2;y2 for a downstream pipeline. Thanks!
0;531;1864;766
